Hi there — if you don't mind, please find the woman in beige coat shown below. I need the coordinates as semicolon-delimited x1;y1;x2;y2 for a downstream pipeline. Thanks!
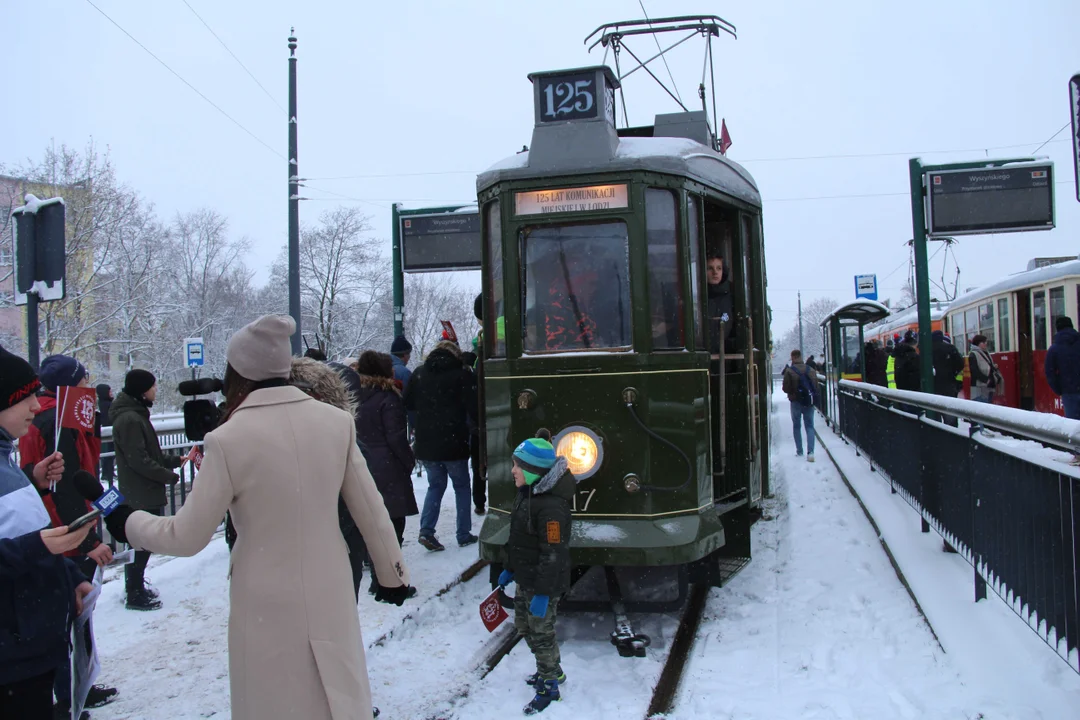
114;315;410;720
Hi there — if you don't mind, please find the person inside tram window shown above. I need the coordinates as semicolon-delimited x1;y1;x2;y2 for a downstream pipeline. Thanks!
706;251;736;354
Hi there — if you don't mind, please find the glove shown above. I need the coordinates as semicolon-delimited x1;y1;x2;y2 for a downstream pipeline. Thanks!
103;505;135;545
497;570;514;587
529;594;549;618
374;584;412;607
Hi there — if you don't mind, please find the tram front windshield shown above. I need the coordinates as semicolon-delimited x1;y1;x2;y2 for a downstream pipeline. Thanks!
521;222;632;353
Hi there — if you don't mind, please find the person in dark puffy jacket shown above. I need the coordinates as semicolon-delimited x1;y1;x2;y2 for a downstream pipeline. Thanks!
498;430;576;714
404;340;478;551
1045;316;1080;419
354;351;418;551
892;331;921;391
863;341;888;387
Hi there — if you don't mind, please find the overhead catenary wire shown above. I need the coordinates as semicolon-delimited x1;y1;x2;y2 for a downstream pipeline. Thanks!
84;0;284;160
180;0;287;114
1032;121;1072;155
637;0;685;108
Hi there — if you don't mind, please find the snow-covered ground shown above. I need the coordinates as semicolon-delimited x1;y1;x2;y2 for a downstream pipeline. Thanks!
89;399;1080;719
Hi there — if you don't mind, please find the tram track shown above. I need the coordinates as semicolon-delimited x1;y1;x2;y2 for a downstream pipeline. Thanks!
414;581;711;720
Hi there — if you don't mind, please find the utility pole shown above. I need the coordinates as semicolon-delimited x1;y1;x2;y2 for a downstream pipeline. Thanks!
287;29;302;355
798;291;804;353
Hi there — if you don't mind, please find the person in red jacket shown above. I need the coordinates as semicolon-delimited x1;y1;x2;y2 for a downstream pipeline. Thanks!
18;354;118;712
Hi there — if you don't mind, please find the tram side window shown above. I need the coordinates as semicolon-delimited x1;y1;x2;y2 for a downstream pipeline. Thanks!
964;308;978;350
1050;286;1067;341
521;222;632;353
484;200;505;357
645;189;684;349
687;196;705;350
1032;290;1047;351
950;314;966;354
997;298;1010;352
978;302;995;352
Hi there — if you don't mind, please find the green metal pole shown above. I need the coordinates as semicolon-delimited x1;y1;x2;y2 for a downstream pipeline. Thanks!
391;203;404;339
909;158;934;393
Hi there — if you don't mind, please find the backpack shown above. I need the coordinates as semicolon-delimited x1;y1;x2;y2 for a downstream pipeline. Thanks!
793;365;816;407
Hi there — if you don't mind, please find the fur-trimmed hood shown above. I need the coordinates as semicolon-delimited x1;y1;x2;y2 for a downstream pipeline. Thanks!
357;374;399;395
530;456;575;496
289;357;357;416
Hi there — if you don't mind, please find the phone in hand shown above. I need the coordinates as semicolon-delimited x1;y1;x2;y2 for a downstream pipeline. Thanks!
68;507;103;532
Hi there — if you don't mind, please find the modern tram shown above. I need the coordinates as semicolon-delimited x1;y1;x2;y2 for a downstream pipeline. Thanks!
475;23;770;650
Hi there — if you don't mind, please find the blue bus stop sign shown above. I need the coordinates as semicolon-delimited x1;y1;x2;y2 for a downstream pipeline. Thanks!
854;274;878;301
185;337;205;367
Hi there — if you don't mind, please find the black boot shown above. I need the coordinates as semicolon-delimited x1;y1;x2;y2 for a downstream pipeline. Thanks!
126;588;162;611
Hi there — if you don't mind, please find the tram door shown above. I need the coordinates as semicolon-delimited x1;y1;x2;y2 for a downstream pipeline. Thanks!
702;198;754;504
1016;290;1035;410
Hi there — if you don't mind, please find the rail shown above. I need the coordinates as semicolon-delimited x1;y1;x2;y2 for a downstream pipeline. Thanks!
830;379;1080;674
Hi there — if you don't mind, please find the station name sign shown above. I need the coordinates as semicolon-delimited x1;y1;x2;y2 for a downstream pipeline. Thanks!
401;211;481;273
926;162;1055;236
514;184;629;216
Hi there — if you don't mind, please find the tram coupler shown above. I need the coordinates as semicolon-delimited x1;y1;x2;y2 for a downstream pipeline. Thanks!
604;566;651;658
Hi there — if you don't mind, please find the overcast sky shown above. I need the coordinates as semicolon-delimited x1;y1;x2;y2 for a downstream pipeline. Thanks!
6;0;1079;338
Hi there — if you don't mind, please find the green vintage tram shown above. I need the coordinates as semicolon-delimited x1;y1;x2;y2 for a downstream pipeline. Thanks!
476;23;769;650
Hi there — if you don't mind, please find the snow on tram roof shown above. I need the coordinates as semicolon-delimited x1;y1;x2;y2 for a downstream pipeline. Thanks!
867;302;949;337
478;136;761;205
948;258;1080;310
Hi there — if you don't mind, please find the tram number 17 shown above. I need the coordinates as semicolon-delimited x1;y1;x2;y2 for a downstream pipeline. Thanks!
570;489;597;513
542;80;595;119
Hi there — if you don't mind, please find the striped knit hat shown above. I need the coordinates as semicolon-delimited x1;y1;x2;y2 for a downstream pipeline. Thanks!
513;436;557;485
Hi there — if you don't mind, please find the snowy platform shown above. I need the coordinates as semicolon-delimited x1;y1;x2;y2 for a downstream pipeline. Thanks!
89;403;1080;718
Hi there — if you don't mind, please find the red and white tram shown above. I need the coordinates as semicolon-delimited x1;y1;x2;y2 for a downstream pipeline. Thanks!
945;258;1080;414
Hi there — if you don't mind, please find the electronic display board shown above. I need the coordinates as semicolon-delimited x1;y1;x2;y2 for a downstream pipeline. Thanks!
926;162;1055;236
401;211;481;272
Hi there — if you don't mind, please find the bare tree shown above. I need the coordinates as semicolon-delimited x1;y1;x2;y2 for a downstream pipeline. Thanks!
273;206;389;360
774;296;838;369
404;273;479;361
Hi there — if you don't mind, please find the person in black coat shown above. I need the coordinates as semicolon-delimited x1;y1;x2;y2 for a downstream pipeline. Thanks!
404;340;478;550
864;341;888;387
706;252;736;354
97;383;114;483
354;351;418;547
1045;316;1080;419
892;332;921;391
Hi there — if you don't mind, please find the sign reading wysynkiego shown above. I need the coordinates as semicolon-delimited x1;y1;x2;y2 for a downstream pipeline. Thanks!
926;162;1055;236
515;184;629;216
401;211;481;273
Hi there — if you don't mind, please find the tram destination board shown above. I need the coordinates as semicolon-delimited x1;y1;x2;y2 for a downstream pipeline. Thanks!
926;162;1055;236
401;211;481;272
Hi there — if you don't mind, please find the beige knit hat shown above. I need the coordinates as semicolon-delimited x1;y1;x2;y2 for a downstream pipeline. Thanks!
226;314;296;381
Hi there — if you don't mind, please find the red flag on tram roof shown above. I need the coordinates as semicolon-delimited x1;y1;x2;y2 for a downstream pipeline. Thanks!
719;119;732;155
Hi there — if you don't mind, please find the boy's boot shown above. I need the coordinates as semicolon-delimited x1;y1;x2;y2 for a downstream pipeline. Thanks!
523;678;560;715
524;671;566;687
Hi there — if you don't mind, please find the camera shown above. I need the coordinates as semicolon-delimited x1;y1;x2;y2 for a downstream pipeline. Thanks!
178;377;224;441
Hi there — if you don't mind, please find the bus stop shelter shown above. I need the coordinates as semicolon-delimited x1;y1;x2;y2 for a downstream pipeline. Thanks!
819;300;890;424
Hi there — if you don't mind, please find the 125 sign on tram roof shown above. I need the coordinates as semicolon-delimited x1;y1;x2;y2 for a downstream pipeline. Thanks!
533;69;616;126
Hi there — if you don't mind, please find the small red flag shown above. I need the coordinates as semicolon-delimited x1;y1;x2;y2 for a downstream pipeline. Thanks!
57;386;97;433
719;119;732;155
479;588;509;633
439;320;458;345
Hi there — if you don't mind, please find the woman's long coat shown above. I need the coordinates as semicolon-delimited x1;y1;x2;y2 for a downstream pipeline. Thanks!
126;386;409;720
355;375;417;519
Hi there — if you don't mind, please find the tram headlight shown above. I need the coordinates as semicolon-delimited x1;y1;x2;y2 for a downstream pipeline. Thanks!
554;426;603;480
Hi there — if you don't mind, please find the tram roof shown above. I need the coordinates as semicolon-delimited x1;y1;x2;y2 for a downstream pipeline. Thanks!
477;136;761;206
819;299;890;328
865;302;949;337
948;257;1080;311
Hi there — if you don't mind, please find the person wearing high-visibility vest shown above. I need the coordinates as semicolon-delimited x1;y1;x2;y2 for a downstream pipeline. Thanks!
890;331;921;391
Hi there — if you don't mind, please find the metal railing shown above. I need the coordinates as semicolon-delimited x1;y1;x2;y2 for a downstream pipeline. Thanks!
99;414;202;518
832;379;1080;674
